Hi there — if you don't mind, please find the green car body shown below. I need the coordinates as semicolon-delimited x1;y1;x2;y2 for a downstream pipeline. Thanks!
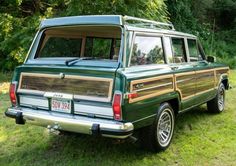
5;15;229;151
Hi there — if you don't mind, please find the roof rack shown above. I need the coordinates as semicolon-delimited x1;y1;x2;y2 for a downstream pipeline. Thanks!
123;16;175;31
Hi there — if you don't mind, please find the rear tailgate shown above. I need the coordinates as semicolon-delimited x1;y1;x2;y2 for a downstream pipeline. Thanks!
13;64;118;119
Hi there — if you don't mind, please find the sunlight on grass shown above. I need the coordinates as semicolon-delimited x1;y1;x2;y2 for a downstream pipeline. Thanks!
0;82;10;94
0;127;7;143
0;72;11;94
229;70;236;87
0;71;235;166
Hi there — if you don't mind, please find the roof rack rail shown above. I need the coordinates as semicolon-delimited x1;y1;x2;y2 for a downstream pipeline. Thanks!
123;16;175;31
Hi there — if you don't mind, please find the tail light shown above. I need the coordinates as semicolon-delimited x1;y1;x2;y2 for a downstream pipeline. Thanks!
9;82;17;106
112;92;122;121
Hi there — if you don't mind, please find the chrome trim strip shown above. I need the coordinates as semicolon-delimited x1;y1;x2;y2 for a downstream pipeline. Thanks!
135;82;173;92
73;95;110;103
215;67;230;71
73;112;113;119
18;89;45;95
176;77;194;84
132;114;156;123
74;103;113;118
131;74;173;85
19;95;48;109
44;92;73;100
180;88;215;100
7;107;133;139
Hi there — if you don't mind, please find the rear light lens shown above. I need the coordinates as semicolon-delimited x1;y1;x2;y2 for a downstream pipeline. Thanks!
9;82;17;106
128;92;138;99
112;93;122;121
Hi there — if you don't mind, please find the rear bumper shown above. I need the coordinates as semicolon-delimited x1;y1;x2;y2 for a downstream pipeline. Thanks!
5;107;133;139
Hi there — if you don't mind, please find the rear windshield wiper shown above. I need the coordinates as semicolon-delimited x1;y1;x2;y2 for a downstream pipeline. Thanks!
65;57;94;66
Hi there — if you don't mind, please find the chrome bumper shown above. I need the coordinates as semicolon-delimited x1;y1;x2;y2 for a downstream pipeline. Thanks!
5;107;133;139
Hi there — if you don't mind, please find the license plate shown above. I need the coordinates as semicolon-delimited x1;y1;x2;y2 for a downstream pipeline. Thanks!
51;98;71;113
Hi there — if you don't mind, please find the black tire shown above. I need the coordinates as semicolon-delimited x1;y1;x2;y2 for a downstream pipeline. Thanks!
139;103;175;152
207;83;226;113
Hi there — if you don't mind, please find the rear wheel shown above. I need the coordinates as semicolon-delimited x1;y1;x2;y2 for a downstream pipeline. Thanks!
139;103;175;152
207;83;225;113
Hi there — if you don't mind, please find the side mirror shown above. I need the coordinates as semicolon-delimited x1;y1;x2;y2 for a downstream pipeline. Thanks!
207;56;216;63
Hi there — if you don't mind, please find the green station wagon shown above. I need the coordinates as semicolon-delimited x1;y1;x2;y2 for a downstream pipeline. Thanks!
5;15;230;152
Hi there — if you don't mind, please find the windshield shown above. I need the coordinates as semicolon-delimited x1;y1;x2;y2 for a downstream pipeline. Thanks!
36;26;121;61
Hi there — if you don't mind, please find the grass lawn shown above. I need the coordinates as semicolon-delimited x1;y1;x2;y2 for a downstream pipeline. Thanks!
0;71;235;166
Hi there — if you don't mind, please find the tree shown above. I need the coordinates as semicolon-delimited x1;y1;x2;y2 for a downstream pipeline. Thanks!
0;0;168;71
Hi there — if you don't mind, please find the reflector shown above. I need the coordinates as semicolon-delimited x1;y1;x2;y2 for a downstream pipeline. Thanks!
9;83;17;106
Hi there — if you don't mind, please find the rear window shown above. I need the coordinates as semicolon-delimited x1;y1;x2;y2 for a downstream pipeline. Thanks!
84;37;120;60
40;37;82;58
36;26;121;60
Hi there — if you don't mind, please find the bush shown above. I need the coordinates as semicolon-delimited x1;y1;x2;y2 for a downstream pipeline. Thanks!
167;0;236;69
0;0;235;70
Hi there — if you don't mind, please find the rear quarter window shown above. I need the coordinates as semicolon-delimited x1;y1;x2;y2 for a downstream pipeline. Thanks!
130;35;164;66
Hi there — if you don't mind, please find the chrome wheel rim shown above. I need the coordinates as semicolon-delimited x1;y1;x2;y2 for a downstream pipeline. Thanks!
218;86;225;111
157;108;174;147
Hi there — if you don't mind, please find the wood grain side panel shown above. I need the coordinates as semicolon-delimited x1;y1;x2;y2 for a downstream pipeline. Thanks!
128;67;229;103
196;71;215;93
176;74;195;99
129;75;174;103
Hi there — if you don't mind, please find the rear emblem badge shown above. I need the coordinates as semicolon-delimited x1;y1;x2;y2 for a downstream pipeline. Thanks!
59;73;65;79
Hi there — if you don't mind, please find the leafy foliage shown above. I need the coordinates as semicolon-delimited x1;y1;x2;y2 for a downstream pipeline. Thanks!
167;0;236;68
0;0;235;70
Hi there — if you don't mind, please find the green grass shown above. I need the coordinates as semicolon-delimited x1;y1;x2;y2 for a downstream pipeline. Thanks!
0;71;236;166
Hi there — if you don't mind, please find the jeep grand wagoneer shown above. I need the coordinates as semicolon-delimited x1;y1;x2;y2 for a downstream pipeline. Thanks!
5;15;230;152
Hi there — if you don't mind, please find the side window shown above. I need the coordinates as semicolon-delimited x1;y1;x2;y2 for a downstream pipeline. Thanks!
171;38;186;63
130;36;164;66
188;39;203;62
163;37;174;63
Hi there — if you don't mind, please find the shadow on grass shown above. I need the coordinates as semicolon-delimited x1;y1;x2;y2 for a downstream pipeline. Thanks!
0;105;222;166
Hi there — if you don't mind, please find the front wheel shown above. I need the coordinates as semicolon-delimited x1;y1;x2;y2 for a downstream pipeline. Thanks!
207;83;226;113
139;103;175;152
